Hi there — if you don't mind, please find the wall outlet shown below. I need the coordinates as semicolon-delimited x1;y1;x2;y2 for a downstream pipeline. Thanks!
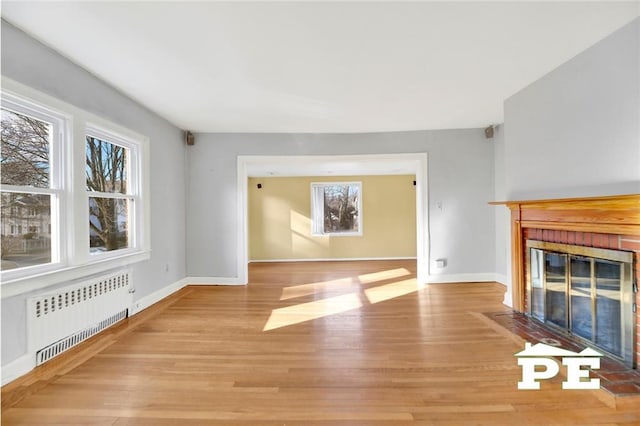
435;258;447;268
164;263;169;272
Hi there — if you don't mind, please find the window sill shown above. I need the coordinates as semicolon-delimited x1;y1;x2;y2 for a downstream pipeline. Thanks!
0;250;151;299
312;232;363;237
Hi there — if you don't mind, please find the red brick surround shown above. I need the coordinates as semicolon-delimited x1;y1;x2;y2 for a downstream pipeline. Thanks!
523;228;640;252
491;194;640;366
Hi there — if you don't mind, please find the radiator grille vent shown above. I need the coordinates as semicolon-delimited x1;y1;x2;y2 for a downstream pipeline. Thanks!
35;309;127;365
28;270;132;367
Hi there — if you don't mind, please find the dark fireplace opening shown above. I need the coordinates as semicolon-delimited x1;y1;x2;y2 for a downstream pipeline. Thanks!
526;240;635;367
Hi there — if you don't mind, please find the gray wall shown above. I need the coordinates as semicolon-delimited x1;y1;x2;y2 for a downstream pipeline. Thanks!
496;18;639;306
187;130;496;279
1;21;187;365
493;125;510;282
504;18;640;200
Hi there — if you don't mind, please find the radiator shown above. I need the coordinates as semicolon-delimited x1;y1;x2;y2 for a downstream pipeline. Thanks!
27;270;133;365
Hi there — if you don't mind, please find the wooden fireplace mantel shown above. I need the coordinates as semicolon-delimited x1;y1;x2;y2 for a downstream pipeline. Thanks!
490;194;640;311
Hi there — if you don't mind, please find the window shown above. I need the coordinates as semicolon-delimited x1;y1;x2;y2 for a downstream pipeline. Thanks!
85;126;142;259
1;100;62;272
86;131;137;254
311;182;362;236
1;84;149;292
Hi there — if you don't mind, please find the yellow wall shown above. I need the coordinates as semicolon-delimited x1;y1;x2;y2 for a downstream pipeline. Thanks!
248;175;416;260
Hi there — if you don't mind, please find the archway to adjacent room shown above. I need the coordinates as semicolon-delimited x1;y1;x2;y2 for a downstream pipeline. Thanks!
237;153;429;285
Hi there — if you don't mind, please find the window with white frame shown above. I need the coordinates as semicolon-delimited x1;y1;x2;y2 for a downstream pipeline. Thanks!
1;86;148;289
1;98;63;272
86;128;139;255
311;182;362;236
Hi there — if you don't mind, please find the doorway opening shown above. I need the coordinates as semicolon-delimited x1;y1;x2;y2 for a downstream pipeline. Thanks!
237;153;429;284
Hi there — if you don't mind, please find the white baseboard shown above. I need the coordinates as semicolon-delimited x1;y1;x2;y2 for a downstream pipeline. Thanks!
186;276;245;285
494;274;509;286
426;273;500;284
493;274;513;307
249;256;417;263
1;353;35;386
129;277;189;316
502;289;514;308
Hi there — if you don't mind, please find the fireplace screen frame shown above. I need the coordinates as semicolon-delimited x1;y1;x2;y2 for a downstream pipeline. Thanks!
526;240;636;367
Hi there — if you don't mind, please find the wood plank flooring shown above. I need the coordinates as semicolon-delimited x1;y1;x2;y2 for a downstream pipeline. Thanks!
3;260;640;424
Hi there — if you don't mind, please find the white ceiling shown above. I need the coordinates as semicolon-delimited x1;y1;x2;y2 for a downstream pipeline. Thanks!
2;1;638;133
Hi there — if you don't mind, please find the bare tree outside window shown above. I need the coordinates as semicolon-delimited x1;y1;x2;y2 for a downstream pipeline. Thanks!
323;184;359;233
311;182;361;235
1;109;50;187
86;136;127;194
86;136;130;252
1;109;53;270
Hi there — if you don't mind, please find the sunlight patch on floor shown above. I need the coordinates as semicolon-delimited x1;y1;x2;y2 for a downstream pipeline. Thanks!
280;277;354;300
357;268;411;284
364;278;418;304
263;293;363;331
267;268;418;331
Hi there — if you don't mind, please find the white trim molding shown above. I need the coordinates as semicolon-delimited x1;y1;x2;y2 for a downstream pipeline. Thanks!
426;273;501;284
494;273;509;286
502;289;514;308
1;353;35;386
129;277;189;316
186;276;245;285
249;257;417;263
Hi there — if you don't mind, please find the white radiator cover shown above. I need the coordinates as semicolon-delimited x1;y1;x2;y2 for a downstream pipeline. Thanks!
27;270;133;365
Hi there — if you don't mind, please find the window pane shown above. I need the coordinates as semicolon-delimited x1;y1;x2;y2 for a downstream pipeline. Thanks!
86;136;128;193
323;184;359;233
89;197;129;253
1;108;51;188
1;192;52;270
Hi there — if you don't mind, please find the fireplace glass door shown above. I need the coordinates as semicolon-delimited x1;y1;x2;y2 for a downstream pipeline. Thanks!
569;256;592;341
545;252;568;328
530;249;545;321
595;259;622;356
526;241;634;366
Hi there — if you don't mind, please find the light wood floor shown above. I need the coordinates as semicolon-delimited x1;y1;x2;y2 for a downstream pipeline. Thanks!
3;260;640;425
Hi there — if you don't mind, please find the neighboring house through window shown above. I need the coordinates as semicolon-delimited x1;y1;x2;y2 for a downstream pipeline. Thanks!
1;99;61;271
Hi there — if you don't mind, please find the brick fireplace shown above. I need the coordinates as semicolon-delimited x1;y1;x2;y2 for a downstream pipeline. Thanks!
492;194;640;367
